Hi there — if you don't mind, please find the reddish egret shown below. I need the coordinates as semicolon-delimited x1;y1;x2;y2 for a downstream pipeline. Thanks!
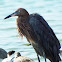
4;8;61;62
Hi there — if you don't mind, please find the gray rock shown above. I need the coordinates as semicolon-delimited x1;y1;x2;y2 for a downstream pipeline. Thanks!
0;48;7;59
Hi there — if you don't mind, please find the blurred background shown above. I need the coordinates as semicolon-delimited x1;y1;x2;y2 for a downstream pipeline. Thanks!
0;0;62;62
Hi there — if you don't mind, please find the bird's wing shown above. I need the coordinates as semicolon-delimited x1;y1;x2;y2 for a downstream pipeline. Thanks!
29;13;61;54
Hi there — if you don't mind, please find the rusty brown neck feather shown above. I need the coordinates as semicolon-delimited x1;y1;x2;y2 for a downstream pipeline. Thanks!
16;14;29;38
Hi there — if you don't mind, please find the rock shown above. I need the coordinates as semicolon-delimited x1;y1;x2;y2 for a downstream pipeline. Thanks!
0;48;7;59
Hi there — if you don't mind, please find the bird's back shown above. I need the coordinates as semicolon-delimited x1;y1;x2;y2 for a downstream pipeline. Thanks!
28;13;61;62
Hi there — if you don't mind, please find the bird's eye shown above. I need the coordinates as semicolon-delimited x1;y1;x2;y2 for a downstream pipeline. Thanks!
19;10;20;13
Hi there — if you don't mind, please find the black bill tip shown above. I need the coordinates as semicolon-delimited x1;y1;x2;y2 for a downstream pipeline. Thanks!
4;15;11;19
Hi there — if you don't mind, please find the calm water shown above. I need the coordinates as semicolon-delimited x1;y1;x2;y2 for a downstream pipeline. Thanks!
0;0;62;62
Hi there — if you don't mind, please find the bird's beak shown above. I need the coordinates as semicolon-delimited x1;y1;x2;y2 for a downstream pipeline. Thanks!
4;11;17;19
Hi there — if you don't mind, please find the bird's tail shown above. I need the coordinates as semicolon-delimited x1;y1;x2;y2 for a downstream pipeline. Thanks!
55;55;61;62
50;54;61;62
52;45;61;62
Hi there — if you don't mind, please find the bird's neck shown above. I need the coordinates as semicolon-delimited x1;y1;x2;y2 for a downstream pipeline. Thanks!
16;15;31;38
17;15;29;25
7;54;12;59
7;54;10;58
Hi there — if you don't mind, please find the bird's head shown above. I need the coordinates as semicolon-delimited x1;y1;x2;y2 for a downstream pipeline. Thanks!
15;52;21;58
4;8;29;19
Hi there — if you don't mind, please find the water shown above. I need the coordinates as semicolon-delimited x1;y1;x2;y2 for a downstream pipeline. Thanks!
0;0;62;62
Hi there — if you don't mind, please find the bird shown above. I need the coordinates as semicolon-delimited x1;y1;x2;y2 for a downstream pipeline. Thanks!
14;52;34;62
14;51;21;58
2;50;34;62
2;50;15;62
4;8;61;62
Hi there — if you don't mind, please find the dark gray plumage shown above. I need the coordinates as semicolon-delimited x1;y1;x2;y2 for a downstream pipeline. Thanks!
29;13;61;62
4;8;61;62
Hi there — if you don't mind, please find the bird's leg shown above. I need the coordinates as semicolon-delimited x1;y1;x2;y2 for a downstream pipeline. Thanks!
37;54;40;62
43;52;47;62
